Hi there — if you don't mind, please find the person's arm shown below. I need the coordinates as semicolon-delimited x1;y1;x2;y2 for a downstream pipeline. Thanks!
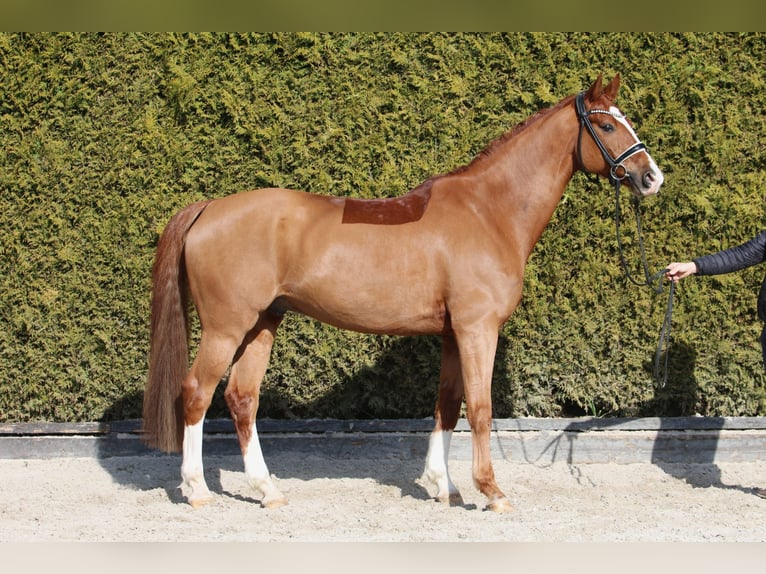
693;230;766;275
665;230;766;282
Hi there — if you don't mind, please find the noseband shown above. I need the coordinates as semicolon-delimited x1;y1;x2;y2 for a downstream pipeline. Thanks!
575;92;647;186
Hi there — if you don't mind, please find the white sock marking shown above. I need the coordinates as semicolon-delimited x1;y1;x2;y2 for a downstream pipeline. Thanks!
243;422;285;504
180;418;212;503
425;429;459;499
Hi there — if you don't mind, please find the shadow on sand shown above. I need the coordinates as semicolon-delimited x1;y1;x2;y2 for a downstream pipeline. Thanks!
95;336;764;505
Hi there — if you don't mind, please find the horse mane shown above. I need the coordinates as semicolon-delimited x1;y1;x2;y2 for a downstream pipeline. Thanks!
447;93;577;178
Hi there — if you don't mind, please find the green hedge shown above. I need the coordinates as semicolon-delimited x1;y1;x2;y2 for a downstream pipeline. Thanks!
2;32;766;423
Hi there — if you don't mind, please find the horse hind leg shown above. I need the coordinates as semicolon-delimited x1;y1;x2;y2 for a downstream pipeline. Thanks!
180;331;240;508
225;313;287;509
424;335;465;506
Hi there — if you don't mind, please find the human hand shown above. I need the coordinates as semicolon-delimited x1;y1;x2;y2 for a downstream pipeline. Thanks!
664;261;697;282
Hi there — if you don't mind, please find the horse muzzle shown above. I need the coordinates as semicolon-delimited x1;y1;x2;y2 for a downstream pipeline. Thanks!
628;163;663;197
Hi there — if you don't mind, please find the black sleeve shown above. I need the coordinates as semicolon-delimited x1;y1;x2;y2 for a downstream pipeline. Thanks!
693;230;766;276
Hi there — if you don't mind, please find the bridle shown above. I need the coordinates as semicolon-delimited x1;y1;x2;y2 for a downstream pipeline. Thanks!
575;91;648;186
575;91;673;387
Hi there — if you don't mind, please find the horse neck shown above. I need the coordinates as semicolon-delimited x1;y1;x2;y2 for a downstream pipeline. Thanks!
463;103;579;259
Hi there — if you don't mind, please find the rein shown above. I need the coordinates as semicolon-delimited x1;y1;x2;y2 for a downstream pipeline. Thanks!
575;92;673;387
613;178;674;387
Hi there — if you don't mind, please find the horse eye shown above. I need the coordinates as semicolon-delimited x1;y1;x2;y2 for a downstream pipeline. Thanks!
600;123;616;133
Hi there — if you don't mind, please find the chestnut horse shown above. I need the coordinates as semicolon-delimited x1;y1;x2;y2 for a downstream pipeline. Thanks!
142;74;663;512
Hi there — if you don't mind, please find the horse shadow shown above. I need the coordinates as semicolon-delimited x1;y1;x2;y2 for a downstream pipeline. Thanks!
97;335;761;504
257;331;515;420
95;422;439;507
96;333;516;508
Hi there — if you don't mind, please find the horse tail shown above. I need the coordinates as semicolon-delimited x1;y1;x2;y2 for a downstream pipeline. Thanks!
142;199;213;452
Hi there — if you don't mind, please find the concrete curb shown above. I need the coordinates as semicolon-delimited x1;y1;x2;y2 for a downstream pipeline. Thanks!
1;417;765;464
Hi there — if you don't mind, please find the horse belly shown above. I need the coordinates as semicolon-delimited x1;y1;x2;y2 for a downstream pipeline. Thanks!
289;296;448;336
283;247;449;336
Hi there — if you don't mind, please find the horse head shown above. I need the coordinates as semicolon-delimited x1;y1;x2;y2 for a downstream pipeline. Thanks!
576;74;664;197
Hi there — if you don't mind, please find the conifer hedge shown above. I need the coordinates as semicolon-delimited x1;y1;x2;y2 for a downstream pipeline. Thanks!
2;32;766;423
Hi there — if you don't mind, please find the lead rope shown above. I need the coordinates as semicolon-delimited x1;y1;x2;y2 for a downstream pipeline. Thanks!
612;178;674;387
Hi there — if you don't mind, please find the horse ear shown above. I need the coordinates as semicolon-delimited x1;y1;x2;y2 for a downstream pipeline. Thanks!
585;74;604;101
603;73;621;101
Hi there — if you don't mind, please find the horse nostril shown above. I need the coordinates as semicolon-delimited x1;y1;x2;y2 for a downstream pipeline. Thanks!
642;171;656;188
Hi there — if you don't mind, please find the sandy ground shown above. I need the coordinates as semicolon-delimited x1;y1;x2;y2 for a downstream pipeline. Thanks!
2;452;766;542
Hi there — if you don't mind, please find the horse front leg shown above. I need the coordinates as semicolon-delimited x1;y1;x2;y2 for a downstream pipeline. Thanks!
424;334;464;505
455;325;512;513
225;313;287;509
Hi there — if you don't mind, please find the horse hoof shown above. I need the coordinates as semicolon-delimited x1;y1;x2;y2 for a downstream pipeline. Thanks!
261;496;288;509
435;492;465;506
188;495;214;509
485;497;513;513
